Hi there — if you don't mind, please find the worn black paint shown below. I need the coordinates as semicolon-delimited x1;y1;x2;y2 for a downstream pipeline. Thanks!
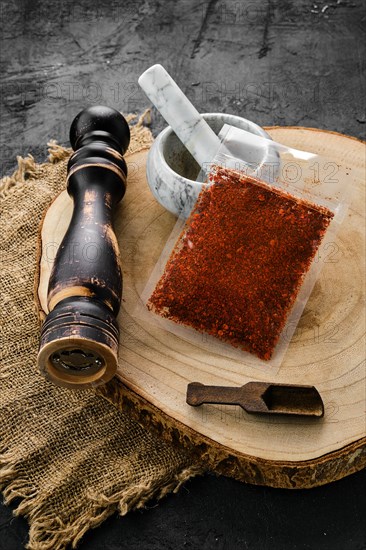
38;106;129;384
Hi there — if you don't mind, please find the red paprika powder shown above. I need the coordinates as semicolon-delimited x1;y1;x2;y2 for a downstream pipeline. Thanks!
147;166;334;360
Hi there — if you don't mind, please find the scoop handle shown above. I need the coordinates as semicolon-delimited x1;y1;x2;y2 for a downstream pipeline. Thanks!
138;64;220;168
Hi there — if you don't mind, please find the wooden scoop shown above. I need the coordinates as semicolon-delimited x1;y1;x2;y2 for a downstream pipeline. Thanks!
187;382;324;418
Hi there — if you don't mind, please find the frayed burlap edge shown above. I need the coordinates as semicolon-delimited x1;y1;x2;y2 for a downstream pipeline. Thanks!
0;446;203;550
0;108;205;550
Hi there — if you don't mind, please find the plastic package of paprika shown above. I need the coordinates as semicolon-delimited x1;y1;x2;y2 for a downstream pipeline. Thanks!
137;126;352;371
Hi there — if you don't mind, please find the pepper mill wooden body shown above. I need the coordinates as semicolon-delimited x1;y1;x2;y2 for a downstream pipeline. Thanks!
37;106;130;389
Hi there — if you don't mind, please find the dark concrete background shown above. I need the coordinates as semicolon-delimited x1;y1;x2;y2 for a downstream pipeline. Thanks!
0;0;365;548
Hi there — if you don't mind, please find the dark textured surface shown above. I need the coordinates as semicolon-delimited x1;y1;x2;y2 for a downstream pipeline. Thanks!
1;471;365;550
0;0;365;548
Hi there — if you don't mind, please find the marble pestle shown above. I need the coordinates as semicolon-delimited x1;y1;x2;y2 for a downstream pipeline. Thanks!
138;64;221;170
138;64;276;218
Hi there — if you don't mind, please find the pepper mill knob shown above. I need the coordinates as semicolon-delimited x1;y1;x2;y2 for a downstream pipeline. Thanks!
37;106;130;389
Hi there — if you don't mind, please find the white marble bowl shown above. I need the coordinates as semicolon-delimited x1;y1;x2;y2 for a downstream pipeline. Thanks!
146;113;273;217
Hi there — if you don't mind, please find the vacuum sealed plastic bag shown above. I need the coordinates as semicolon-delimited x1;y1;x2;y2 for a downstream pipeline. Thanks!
137;126;352;371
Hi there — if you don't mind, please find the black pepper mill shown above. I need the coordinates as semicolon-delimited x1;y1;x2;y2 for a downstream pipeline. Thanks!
37;106;130;389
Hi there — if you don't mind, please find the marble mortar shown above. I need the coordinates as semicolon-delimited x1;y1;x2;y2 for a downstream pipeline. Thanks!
146;112;273;217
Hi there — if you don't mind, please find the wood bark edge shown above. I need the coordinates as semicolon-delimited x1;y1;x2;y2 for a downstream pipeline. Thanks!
98;379;366;489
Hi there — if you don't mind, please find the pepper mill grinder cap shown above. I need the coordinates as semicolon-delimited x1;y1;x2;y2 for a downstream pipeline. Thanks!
70;105;130;154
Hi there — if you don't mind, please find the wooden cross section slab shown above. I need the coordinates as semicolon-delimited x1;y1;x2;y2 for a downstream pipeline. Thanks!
36;128;366;488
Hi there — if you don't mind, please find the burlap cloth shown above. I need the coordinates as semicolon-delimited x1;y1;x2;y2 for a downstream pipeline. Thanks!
0;114;203;549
